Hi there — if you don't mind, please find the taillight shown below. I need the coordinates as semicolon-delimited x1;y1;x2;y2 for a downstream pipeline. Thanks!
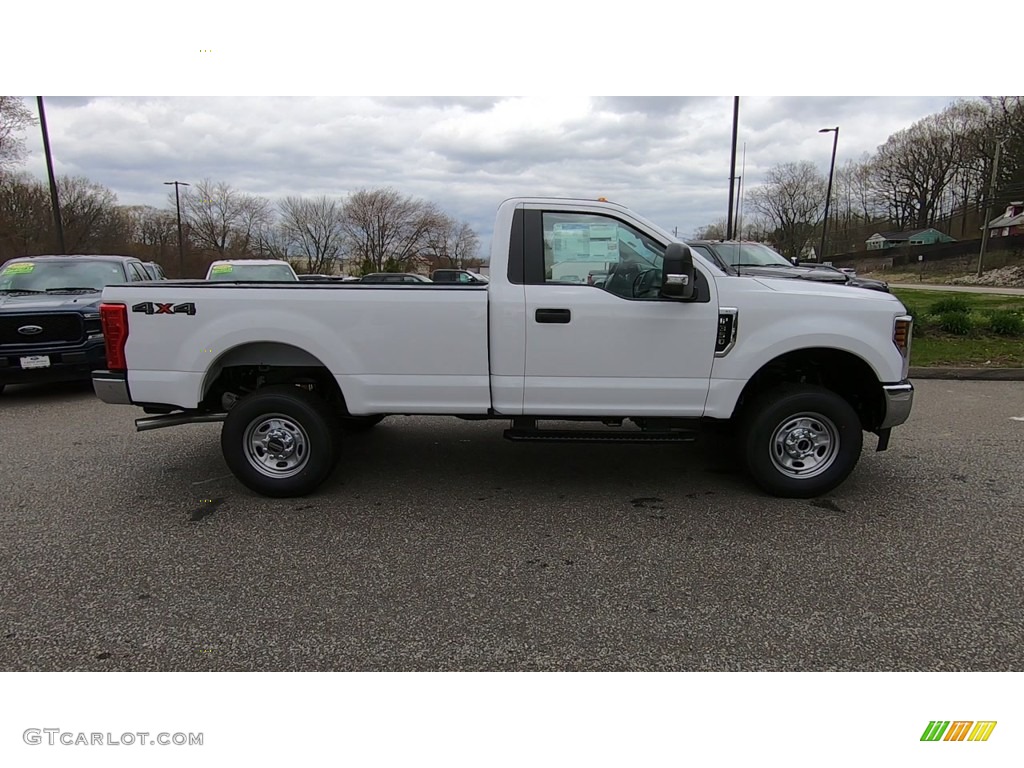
893;316;912;357
100;303;129;371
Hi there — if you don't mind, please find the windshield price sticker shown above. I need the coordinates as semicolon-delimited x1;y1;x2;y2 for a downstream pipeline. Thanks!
210;265;233;274
2;263;35;274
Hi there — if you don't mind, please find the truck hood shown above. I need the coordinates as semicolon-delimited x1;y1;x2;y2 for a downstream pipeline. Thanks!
735;264;889;292
0;292;103;312
750;274;904;305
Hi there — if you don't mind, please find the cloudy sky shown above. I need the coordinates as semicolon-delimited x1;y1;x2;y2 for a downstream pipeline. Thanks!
5;3;1008;255
12;95;967;244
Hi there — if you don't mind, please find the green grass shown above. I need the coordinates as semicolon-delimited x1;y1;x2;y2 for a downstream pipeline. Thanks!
891;289;1024;367
909;337;1024;367
892;289;1024;314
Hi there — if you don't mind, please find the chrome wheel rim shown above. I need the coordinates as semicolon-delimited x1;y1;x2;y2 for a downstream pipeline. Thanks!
243;413;311;479
769;412;839;478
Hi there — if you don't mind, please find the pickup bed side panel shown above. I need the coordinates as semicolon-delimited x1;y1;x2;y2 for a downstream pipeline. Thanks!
108;285;491;412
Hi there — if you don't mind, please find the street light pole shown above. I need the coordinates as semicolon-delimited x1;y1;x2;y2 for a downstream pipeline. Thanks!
37;97;66;254
164;181;190;277
819;126;839;262
727;97;740;240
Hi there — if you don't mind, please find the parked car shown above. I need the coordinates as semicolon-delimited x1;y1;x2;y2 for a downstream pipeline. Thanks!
142;262;167;280
431;269;489;284
359;273;432;283
205;259;298;282
0;254;153;392
91;197;913;500
685;241;889;292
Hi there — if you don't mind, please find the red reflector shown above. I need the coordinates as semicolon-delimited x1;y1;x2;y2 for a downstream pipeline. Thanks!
100;303;129;371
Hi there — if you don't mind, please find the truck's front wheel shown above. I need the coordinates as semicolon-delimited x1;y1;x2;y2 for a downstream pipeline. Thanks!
740;384;862;498
221;385;339;497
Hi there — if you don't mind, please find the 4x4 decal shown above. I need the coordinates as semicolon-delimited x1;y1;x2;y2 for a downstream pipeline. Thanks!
131;302;197;316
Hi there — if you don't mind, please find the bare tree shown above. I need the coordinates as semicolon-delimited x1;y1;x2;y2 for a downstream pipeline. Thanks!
0;97;37;171
747;162;827;260
0;171;51;257
692;218;728;240
121;204;178;262
229;194;274;258
341;187;445;274
180;179;272;259
421;214;480;268
57;175;126;253
278;195;346;274
871;106;975;232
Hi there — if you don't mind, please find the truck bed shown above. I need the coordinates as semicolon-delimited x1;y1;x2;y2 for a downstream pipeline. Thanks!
108;281;492;413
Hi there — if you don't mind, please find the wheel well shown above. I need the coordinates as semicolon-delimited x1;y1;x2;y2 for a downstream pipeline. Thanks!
732;348;885;430
200;342;349;414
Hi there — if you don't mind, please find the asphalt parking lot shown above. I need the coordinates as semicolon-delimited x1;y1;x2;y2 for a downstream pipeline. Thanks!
1;379;1022;671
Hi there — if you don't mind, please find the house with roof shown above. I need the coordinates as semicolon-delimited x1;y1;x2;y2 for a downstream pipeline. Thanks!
984;202;1024;237
865;228;956;251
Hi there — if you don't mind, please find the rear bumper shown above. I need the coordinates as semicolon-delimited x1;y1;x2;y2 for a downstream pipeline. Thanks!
92;370;132;404
879;380;914;429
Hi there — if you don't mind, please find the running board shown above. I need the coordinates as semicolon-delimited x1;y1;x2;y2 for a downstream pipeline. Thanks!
504;428;697;443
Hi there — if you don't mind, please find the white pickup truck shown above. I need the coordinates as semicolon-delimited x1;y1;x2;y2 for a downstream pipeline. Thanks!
92;197;914;499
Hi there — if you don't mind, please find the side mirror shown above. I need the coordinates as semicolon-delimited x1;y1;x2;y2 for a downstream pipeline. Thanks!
660;243;696;300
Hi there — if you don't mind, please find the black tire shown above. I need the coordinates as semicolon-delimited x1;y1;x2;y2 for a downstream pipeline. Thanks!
221;385;340;498
338;414;385;432
740;384;863;498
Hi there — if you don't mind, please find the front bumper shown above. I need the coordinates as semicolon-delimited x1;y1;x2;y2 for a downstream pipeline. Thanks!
880;380;914;429
92;370;132;404
0;339;107;385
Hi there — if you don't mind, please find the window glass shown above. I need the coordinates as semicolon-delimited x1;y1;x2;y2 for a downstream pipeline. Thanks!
0;259;127;291
542;212;665;299
208;264;297;281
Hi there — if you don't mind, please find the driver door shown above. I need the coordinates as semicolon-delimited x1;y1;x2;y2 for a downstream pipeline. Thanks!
522;207;719;417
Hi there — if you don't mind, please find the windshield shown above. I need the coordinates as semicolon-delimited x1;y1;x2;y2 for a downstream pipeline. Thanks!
0;259;126;291
207;264;297;281
709;242;792;268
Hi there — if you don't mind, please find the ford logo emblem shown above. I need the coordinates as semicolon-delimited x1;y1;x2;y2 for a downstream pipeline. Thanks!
17;325;43;336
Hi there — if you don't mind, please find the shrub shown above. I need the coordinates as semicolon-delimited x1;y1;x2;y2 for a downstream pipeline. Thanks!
986;310;1024;337
930;296;971;315
937;311;973;335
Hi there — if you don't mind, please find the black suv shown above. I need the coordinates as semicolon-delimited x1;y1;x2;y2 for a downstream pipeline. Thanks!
0;254;153;392
686;240;890;292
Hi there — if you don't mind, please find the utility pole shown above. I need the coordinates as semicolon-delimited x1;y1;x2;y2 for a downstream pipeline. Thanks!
37;97;65;254
726;97;739;240
976;139;1003;278
164;180;190;277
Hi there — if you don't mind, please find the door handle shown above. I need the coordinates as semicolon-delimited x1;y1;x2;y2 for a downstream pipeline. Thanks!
535;308;571;324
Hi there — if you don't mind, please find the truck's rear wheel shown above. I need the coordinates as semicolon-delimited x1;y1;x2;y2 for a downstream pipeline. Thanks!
221;385;339;497
740;384;862;498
